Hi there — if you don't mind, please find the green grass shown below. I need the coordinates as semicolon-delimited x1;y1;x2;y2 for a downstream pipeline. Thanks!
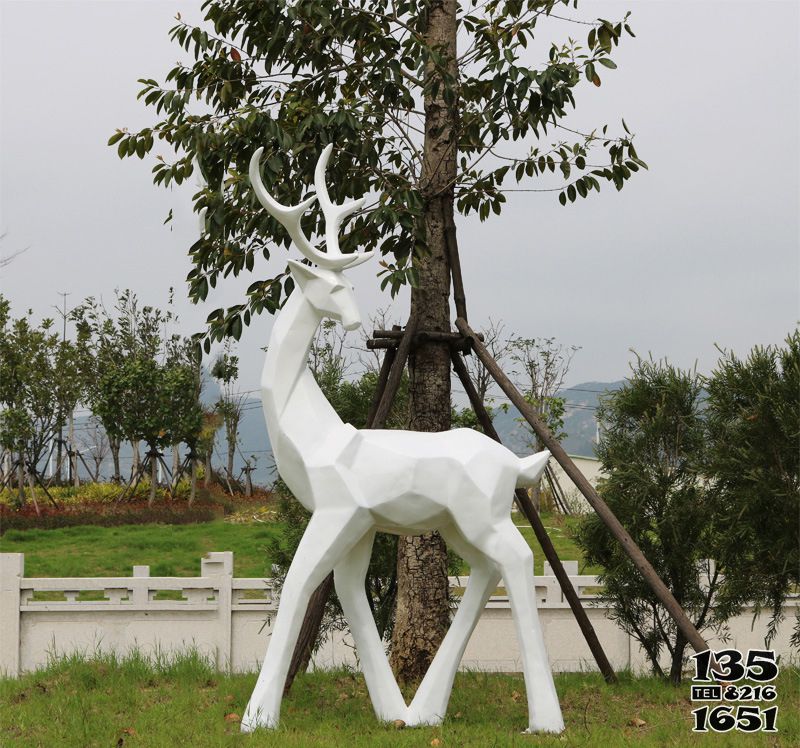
1;653;796;746
0;522;282;578
0;511;595;579
514;511;604;576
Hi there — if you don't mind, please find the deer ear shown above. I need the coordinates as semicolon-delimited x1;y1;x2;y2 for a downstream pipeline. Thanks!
287;259;323;289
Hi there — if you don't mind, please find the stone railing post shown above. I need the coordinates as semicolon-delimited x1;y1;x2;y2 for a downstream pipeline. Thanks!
542;560;578;603
201;552;233;671
0;553;24;677
131;564;150;606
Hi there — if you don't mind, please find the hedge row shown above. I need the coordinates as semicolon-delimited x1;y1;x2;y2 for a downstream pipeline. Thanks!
0;502;217;534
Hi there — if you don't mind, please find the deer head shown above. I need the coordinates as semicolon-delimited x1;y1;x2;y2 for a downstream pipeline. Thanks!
249;145;372;330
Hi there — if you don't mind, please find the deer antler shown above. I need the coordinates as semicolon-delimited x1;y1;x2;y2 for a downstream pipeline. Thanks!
249;145;372;270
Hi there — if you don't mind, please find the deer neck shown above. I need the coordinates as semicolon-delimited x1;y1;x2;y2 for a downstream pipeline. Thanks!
261;290;351;467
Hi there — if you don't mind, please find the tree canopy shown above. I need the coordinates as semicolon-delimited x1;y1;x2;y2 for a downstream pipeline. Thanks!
113;0;645;349
706;331;800;644
576;358;732;683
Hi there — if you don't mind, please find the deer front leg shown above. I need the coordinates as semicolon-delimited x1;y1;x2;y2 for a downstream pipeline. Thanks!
405;524;500;726
334;531;407;722
242;508;370;732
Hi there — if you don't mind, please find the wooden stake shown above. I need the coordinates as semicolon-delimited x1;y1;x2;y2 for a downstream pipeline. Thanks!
444;210;467;322
450;349;617;683
369;313;417;430
456;317;711;656
366;344;396;428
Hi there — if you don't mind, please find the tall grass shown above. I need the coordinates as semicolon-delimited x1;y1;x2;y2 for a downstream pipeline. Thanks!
1;652;797;747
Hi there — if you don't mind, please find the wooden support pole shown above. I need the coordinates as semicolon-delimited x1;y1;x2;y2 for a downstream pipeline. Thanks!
373;329;483;342
450;350;618;683
29;463;59;509
444;210;468;322
369;313;418;430
368;327;475;352
283;574;335;695
456;317;711;656
366;345;396;427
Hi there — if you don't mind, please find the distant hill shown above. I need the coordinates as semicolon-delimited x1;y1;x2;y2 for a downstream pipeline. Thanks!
71;379;624;488
485;381;624;459
230;380;625;485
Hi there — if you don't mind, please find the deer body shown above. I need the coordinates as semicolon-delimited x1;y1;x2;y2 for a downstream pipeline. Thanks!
242;145;564;734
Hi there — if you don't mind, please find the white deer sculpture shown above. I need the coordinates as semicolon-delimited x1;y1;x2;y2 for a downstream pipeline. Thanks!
242;144;564;735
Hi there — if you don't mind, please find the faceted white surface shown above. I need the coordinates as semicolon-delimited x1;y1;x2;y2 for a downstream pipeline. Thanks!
242;147;564;734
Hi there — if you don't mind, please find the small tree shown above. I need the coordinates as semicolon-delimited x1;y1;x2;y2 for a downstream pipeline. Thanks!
0;296;83;505
464;318;512;408
210;343;244;483
198;407;223;491
74;292;146;484
163;337;204;499
575;357;735;683
706;331;800;645
76;291;202;503
78;417;111;482
509;335;578;509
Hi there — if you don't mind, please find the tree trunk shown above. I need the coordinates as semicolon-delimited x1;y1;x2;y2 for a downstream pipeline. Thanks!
26;471;41;517
172;443;180;487
110;438;121;483
204;448;212;488
189;458;197;505
226;415;238;479
68;411;79;487
149;450;158;507
131;441;140;480
389;0;458;684
16;451;25;507
531;483;541;511
55;417;63;484
670;631;688;685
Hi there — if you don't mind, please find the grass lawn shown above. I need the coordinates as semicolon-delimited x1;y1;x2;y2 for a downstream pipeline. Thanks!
1;653;797;747
0;522;282;578
0;511;595;578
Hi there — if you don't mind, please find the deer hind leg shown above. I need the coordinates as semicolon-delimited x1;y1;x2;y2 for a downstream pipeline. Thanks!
334;530;406;722
481;518;564;734
405;523;500;727
241;507;371;733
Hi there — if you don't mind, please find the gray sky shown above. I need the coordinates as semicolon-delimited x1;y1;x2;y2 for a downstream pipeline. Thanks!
1;0;798;396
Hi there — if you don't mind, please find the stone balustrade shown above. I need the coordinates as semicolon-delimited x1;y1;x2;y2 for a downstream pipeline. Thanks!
1;552;796;677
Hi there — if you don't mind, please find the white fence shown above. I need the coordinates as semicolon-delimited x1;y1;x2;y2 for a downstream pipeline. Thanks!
1;552;796;677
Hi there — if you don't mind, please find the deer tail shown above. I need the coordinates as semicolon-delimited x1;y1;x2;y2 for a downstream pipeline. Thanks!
516;450;550;488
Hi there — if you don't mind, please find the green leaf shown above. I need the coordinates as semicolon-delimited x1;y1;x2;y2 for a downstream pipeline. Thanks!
597;58;617;69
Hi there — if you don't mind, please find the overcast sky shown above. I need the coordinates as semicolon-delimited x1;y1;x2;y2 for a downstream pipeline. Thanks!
1;0;797;396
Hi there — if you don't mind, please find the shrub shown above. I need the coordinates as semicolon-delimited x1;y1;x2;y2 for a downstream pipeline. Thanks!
0;501;216;534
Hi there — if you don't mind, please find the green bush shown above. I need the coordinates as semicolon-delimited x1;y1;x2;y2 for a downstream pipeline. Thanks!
0;501;216;534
